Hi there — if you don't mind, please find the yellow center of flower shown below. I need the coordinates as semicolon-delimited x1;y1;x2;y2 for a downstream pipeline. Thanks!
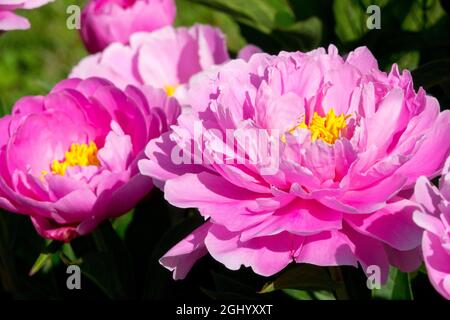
47;142;100;176
283;108;350;144
164;84;178;97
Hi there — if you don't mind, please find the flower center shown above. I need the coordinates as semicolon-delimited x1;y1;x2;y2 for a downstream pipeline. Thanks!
304;109;349;144
164;84;178;97
283;108;349;144
48;142;100;176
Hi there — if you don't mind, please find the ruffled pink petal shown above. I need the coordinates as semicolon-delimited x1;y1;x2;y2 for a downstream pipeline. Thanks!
52;189;97;224
240;199;343;241
205;224;302;276
345;46;378;75
97;122;133;172
398;110;450;184
6;111;93;176
133;27;200;87
104;172;153;218
138;131;206;188
414;176;443;216
189;24;229;69
237;44;263;62
346;199;422;251
22;0;54;10
31;216;79;242
413;210;446;238
322;174;407;214
0;11;30;30
383;245;422;272
0;196;17;212
91;85;148;147
46;173;90;200
295;231;358;267
164;172;260;209
160;221;211;280
422;231;450;299
321;63;360;115
364;88;408;156
345;225;390;284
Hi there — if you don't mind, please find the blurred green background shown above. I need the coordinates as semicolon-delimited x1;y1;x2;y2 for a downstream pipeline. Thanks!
0;0;449;300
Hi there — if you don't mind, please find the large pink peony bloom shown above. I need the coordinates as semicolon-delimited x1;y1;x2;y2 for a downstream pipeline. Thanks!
80;0;176;53
71;24;230;105
140;46;450;281
0;0;53;31
0;78;180;242
413;157;450;299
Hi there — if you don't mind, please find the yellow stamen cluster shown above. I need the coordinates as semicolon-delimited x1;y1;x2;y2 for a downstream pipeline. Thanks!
164;84;178;97
305;109;349;144
283;109;349;144
49;142;100;176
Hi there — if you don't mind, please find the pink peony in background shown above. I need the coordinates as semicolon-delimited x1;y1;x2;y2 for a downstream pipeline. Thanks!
140;46;450;281
0;77;180;242
237;44;262;61
0;0;53;31
72;24;230;105
80;0;176;53
413;157;450;300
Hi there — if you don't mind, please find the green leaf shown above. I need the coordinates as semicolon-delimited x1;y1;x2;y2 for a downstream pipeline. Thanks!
112;211;134;240
283;289;313;300
273;17;323;51
61;243;78;263
274;10;296;28
284;288;337;300
260;264;340;293
175;0;247;53
29;241;63;276
313;290;337;300
187;0;295;34
28;254;52;277
334;0;445;44
391;51;421;70
402;0;446;32
372;267;413;300
333;0;371;43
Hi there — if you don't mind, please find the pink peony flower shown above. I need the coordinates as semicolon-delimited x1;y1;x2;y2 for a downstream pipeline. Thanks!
0;78;180;242
413;157;450;299
139;46;450;281
80;0;176;53
0;0;53;31
71;24;230;105
237;44;263;62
